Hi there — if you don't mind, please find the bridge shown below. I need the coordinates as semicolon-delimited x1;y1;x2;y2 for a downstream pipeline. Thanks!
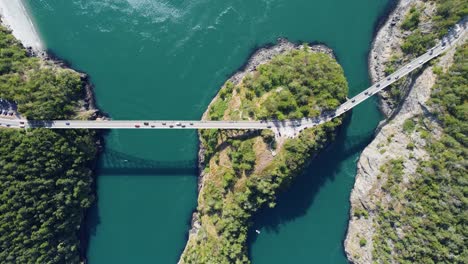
0;26;465;136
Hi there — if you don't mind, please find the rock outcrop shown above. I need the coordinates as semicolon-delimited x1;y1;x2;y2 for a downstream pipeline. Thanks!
344;0;467;262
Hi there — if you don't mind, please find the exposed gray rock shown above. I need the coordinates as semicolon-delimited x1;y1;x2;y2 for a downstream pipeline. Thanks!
345;1;467;262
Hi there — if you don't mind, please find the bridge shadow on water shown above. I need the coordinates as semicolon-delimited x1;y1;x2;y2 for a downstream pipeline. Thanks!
247;112;376;251
96;149;199;176
81;148;199;256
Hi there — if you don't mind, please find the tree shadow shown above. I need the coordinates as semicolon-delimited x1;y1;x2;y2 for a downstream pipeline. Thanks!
247;112;375;249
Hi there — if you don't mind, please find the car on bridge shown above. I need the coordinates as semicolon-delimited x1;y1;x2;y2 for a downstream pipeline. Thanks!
135;124;140;128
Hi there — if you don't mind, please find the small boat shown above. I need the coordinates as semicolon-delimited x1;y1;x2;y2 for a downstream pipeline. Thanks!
255;229;261;234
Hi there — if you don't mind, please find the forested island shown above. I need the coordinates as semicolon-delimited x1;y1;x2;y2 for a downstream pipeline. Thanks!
179;43;348;263
0;24;100;263
345;0;467;262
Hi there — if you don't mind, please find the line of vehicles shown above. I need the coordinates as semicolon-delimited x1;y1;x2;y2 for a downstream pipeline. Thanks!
134;121;195;128
2;31;461;131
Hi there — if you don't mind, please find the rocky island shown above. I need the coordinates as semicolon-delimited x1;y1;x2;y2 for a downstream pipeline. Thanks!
179;41;348;263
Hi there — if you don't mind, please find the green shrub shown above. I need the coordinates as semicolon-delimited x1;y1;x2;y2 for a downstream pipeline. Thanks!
401;30;435;56
403;119;416;133
359;238;367;247
401;6;421;31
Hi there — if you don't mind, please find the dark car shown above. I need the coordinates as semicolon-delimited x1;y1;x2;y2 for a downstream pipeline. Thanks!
144;122;149;126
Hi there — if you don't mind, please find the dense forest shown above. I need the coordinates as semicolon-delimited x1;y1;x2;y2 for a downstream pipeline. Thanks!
0;24;99;263
181;46;348;263
372;42;467;264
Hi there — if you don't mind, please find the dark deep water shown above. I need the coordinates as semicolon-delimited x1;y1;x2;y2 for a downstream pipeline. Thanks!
25;0;391;262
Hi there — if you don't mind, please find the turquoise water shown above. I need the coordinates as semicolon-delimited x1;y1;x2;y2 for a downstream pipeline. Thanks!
25;0;390;263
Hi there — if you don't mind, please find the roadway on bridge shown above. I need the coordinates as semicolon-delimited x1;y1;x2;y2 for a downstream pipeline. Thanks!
0;25;465;134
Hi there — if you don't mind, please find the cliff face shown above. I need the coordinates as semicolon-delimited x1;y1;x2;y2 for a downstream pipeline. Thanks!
345;0;467;262
368;0;419;117
179;41;348;263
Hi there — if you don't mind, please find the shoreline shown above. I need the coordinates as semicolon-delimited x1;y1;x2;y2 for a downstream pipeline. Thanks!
345;0;468;261
0;0;44;56
344;1;417;262
180;39;336;263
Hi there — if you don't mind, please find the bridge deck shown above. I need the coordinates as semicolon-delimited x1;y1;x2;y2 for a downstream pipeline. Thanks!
0;25;465;134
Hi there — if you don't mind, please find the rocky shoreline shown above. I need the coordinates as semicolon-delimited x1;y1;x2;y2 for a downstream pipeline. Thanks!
368;0;417;117
180;39;335;263
345;0;467;262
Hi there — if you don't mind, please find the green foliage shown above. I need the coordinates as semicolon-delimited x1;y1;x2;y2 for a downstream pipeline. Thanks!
206;47;348;121
401;6;421;31
0;25;99;263
184;47;347;263
359;238;367;247
372;44;467;264
0;26;84;120
400;0;467;57
402;118;416;133
229;140;256;175
0;129;98;263
401;30;436;56
432;0;468;37
430;43;468;145
354;207;369;219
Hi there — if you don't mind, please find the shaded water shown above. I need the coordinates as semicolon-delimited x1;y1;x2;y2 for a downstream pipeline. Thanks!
25;0;391;263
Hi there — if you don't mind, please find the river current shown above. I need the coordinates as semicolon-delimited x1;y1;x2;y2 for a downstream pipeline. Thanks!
24;0;390;262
